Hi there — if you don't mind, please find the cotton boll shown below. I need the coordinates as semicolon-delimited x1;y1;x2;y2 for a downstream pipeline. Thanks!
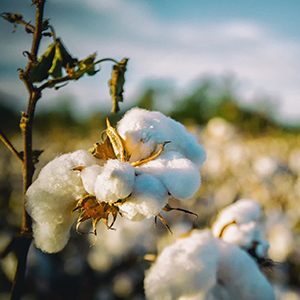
144;230;219;300
137;151;201;200
119;173;168;221
26;150;98;253
212;199;262;239
80;165;103;195
144;230;275;300
211;199;269;257
117;108;206;167
215;239;275;300
94;160;135;203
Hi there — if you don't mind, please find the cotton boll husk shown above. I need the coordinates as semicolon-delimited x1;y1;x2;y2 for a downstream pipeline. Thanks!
26;150;98;253
144;230;219;300
94;160;135;203
215;239;275;300
136;151;201;200
118;173;168;221
80;164;103;195
117;108;206;167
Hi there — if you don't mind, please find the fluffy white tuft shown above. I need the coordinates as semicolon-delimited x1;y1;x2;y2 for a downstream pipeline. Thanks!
117;108;206;167
144;230;219;300
25;150;98;253
144;229;275;300
212;199;269;257
80;164;103;195
137;151;201;200
119;173;168;221
94;160;135;203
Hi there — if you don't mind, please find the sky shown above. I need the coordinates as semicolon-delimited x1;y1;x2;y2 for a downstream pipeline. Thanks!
1;0;300;124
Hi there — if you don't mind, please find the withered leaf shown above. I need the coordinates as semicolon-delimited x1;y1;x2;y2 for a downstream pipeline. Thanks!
108;58;129;113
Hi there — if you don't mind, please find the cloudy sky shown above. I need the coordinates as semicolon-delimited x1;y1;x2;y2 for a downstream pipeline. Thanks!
1;0;300;124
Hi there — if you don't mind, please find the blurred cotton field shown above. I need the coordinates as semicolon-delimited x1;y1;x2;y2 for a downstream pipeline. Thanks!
1;108;300;299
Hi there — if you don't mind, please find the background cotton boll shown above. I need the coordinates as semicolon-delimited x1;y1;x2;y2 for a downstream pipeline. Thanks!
215;239;275;300
117;108;206;167
212;199;262;238
137;151;201;200
80;165;103;195
119;173;168;221
144;230;219;300
145;230;275;300
94;160;135;203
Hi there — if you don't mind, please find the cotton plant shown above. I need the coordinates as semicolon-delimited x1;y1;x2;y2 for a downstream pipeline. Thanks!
25;108;206;253
144;199;275;300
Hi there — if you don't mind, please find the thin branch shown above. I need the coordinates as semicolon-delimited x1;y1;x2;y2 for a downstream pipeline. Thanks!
10;1;46;300
0;128;23;163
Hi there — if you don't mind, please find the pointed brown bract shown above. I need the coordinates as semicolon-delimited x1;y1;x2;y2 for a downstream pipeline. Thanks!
72;195;120;246
92;136;117;161
105;118;129;162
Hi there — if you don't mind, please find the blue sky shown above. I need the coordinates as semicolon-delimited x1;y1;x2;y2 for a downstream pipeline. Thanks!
1;0;300;124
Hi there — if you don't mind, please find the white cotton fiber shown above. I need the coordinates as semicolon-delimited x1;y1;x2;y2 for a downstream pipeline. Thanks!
212;199;269;257
117;108;206;167
119;173;168;221
144;229;275;300
80;164;103;195
25;150;98;253
32;217;76;253
144;230;219;300
94;160;135;203
215;239;275;300
136;151;201;200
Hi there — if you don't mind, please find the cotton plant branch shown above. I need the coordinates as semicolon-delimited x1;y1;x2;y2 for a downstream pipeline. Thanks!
1;1;128;299
0;128;23;163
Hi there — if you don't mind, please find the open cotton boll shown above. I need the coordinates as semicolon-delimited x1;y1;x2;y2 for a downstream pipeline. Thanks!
144;230;219;300
136;151;201;200
94;159;135;203
25;150;98;253
119;173;168;221
215;239;275;300
144;230;275;300
211;199;269;257
117;108;206;167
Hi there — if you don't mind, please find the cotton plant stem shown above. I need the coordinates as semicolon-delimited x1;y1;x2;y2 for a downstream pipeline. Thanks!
10;1;46;299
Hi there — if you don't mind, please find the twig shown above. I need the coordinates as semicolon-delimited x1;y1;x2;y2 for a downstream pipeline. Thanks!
0;128;23;163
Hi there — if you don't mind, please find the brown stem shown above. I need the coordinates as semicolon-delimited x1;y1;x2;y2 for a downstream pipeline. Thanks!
10;1;46;299
0;128;23;163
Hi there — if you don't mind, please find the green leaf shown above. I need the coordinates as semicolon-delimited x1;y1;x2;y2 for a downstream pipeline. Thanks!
57;38;78;68
48;41;63;78
30;42;56;82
